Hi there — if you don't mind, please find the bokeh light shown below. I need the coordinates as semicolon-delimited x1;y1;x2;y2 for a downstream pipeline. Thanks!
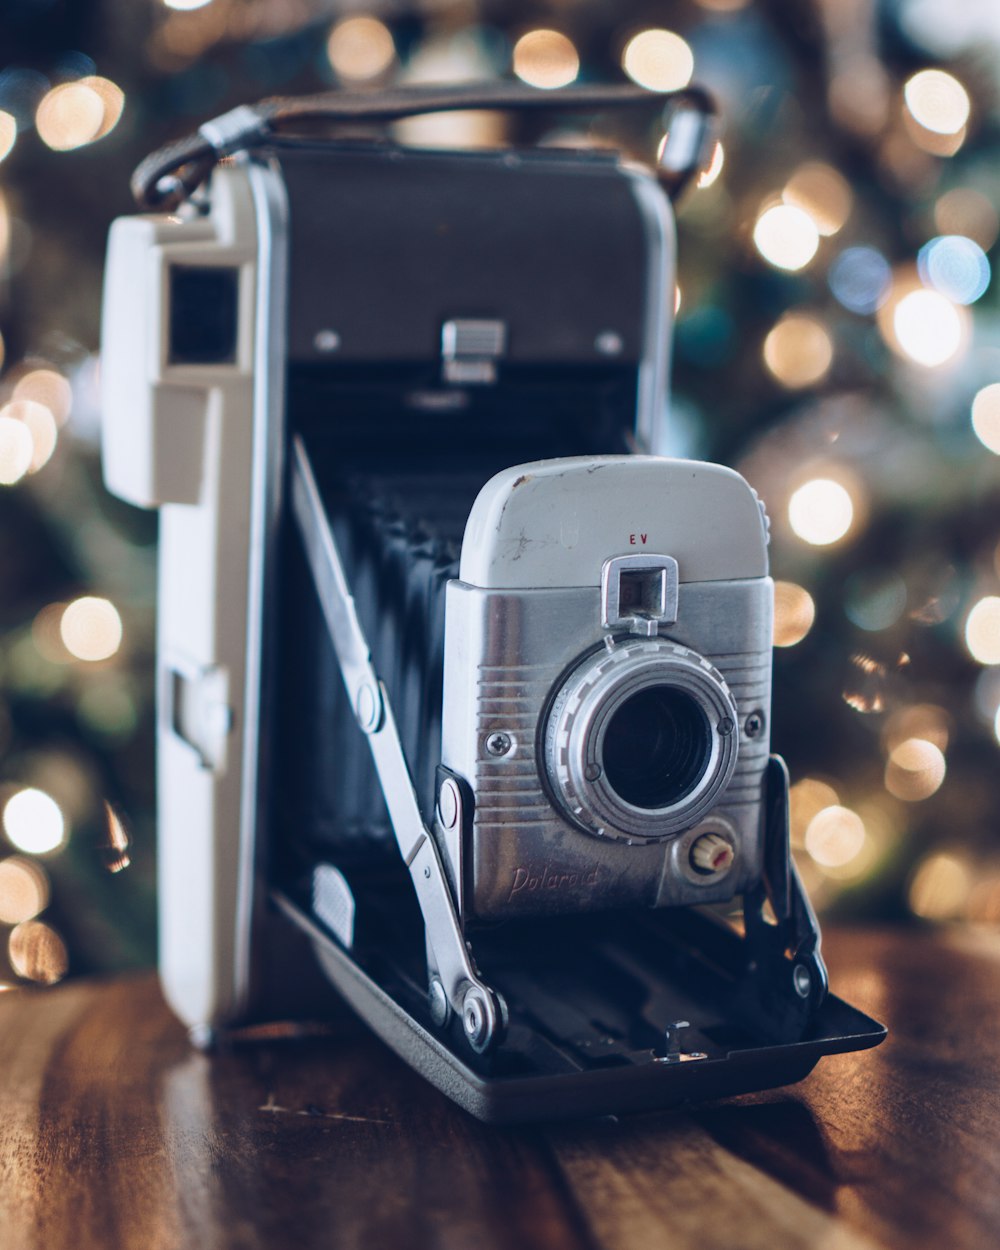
971;384;1000;454
621;29;694;91
805;806;867;869
789;778;839;845
326;17;396;82
0;112;14;163
14;369;72;426
773;581;816;647
101;802;131;874
844;572;907;631
752;204;820;272
8;920;68;984
79;76;125;141
697;142;724;190
35;81;105;151
917;235;990;305
0;857;49;925
788;479;854;546
3;788;66;855
885;738;947;800
0;400;56;473
884;704;951;753
892;289;966;367
829;247;892;315
909;852;971;920
59;597;123;663
512;30;579;89
162;0;214;10
0;417;33;486
782;162;853;237
934;188;999;251
965;596;1000;664
903;69;971;135
763;314;833;388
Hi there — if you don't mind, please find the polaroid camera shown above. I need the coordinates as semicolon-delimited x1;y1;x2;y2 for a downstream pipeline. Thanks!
101;84;883;1121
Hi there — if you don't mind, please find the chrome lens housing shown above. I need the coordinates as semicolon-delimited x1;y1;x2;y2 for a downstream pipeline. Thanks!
543;639;740;843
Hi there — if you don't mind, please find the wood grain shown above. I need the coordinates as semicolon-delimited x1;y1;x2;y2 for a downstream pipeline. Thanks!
0;927;996;1250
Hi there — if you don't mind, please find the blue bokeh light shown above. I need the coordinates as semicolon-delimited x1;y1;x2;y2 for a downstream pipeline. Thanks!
829;247;892;315
917;234;991;305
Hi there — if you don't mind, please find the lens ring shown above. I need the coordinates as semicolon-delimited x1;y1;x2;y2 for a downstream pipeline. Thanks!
544;639;740;842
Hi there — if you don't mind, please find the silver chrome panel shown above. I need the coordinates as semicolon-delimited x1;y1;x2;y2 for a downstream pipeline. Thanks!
441;576;772;921
234;156;289;1018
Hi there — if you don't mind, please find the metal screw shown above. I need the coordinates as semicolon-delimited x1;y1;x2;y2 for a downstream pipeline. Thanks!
584;763;602;782
355;683;381;733
428;979;449;1027
745;711;764;738
663;1019;690;1063
595;330;624;357
485;731;512;757
313;328;341;353
463;992;487;1047
718;716;735;736
438;778;461;830
793;964;812;999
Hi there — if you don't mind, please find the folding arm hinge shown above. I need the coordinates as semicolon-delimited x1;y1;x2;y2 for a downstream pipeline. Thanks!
289;434;505;1054
737;755;828;1040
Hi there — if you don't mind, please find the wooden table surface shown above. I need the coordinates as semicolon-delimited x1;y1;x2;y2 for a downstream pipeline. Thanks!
0;925;997;1250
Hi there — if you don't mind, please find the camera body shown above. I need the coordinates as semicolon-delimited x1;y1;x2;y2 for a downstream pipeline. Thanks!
101;131;685;1035
99;89;889;1121
439;456;772;923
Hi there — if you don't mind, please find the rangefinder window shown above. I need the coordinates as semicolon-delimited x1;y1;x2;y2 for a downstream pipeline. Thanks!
168;265;238;365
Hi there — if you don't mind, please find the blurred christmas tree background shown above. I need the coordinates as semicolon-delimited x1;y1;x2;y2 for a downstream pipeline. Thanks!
1;0;999;988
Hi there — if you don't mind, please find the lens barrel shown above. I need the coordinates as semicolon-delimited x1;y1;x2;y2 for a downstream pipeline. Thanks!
543;638;739;842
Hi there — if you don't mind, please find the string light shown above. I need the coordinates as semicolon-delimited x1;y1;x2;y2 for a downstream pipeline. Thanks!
908;852;971;920
0;417;34;486
0;112;14;163
8;920;68;984
512;31;579;89
621;29;694;92
3;788;66;855
773;582;816;647
789;779;839;844
892;289;967;367
326;17;396;82
752;204;820;272
36;81;106;151
805;806;867;869
782;162;853;237
0;400;57;473
917;235;990;305
885;738;946;800
965;596;1000;664
934;188;999;251
763;314;833;388
13;369;72;426
59;597;123;663
904;69;970;135
78;76;125;140
972;384;1000;454
0;857;49;925
788;479;854;546
697;142;724;189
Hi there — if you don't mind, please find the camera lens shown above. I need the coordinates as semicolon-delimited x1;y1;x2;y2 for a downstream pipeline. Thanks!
544;638;741;843
601;685;711;810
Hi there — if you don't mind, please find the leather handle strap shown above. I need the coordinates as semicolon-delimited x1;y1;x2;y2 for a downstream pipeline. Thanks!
131;81;717;210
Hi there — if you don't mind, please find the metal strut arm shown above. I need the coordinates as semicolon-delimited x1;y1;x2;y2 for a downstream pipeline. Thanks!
289;435;504;1054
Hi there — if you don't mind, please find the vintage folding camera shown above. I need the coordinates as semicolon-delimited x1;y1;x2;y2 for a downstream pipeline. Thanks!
101;85;884;1121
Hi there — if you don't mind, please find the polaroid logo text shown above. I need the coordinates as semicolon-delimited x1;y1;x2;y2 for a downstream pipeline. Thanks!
509;865;599;901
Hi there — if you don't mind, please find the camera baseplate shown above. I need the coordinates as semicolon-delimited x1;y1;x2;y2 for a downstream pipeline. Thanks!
276;436;885;1119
